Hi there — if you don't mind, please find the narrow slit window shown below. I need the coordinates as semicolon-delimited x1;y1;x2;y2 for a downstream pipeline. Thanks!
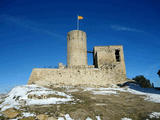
68;35;70;40
115;49;120;62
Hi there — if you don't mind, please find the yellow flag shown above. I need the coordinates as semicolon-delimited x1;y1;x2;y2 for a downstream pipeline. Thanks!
78;16;83;20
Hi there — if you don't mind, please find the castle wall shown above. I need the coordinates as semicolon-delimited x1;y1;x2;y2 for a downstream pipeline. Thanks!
28;30;127;87
28;67;126;87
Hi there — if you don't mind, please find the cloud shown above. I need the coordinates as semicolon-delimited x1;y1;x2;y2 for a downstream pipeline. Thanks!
110;25;144;33
0;14;64;39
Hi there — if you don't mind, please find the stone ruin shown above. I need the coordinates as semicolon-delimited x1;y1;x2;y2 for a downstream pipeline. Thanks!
28;30;126;87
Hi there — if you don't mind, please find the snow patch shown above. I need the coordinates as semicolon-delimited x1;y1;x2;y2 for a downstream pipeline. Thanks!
84;84;160;103
86;117;92;120
149;112;160;119
58;117;65;120
92;90;117;95
22;112;35;117
0;85;73;111
121;117;132;120
96;116;101;120
65;114;73;120
125;84;160;103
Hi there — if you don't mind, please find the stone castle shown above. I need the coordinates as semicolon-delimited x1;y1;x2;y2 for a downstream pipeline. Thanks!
28;30;126;87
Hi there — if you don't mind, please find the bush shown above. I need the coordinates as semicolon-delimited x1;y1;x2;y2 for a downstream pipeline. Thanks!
157;70;160;78
132;75;152;88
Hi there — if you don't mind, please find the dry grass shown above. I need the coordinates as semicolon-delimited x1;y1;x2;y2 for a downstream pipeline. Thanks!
1;86;160;120
21;88;160;120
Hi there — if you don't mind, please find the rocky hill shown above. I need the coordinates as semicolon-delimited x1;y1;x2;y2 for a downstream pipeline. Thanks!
0;84;160;120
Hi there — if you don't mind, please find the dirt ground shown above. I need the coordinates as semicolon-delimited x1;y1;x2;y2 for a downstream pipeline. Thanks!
22;87;160;120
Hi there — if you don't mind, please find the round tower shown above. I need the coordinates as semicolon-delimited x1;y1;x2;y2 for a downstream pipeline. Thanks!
67;30;88;67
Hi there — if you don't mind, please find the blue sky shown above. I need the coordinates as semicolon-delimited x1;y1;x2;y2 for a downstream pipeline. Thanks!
0;0;160;93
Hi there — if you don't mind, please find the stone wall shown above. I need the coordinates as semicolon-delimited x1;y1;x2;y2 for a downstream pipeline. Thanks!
28;29;127;87
28;45;127;87
28;67;126;87
93;45;126;75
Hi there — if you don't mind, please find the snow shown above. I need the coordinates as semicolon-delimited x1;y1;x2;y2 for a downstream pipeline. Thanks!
1;82;160;113
27;97;72;105
92;90;117;95
86;117;92;120
58;117;65;120
57;114;100;120
22;112;35;117
84;87;126;92
149;112;160;119
0;85;73;111
96;116;101;120
84;83;160;103
124;84;160;103
121;117;132;120
65;114;73;120
57;115;100;120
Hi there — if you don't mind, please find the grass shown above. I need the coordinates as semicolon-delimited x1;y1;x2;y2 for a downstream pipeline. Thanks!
20;117;35;120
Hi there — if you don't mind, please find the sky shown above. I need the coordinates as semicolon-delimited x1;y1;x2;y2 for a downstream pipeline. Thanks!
0;0;160;93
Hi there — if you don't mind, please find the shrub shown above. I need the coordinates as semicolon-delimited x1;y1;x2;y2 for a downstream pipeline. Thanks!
132;75;152;88
157;70;160;78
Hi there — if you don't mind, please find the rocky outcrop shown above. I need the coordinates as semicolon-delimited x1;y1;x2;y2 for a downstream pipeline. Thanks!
2;108;20;119
36;114;57;120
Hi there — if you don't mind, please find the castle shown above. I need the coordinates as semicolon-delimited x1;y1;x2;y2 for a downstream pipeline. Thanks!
28;30;126;87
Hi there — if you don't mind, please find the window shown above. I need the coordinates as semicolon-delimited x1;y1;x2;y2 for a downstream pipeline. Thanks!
68;35;70;40
115;49;120;62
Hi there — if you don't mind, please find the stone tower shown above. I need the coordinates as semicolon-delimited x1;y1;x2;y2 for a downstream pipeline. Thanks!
67;30;88;67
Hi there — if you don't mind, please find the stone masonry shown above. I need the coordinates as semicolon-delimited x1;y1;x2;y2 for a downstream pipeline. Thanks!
28;30;127;87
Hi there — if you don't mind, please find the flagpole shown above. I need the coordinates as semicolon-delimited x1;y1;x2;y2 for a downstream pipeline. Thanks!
77;15;79;30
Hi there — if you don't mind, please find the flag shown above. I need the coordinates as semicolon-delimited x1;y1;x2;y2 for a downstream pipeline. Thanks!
78;16;83;20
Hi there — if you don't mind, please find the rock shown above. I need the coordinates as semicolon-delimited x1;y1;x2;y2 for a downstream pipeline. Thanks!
20;116;35;120
59;113;65;117
48;117;57;120
36;114;57;120
36;114;49;120
2;108;20;119
70;109;89;120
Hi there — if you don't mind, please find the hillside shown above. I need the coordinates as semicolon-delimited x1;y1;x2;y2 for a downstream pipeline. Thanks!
0;84;160;120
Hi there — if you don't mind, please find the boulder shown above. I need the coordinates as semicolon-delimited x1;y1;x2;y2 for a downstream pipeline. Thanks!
48;117;57;120
2;108;20;119
20;116;35;120
36;114;49;120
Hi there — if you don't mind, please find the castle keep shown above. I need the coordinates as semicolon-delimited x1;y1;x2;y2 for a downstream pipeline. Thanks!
28;30;126;87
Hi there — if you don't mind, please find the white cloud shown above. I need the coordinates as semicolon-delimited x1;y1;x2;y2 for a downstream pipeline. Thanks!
0;14;64;39
111;25;144;33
